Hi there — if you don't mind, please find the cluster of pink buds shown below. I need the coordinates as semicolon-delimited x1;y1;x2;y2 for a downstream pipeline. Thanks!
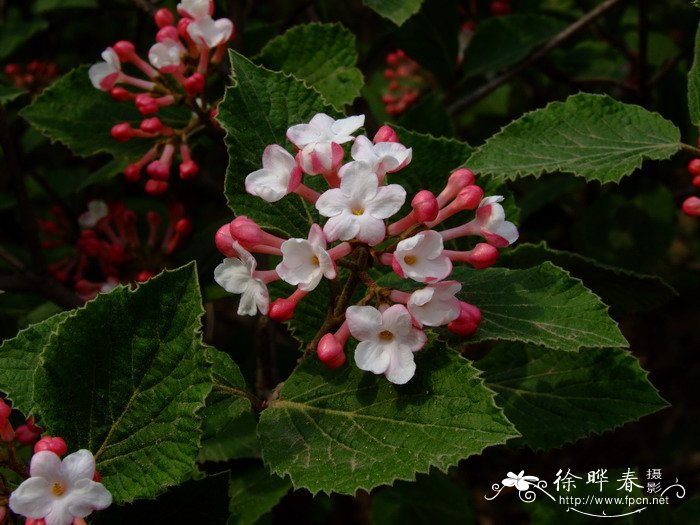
3;61;58;94
39;200;192;300
88;0;235;195
382;50;428;117
214;114;518;384
684;152;700;216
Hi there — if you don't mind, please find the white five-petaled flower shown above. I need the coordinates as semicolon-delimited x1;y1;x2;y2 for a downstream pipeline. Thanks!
286;113;365;149
148;38;185;73
78;200;109;228
473;196;519;247
394;230;452;283
502;471;539;492
245;144;301;203
346;304;427;384
187;16;234;48
276;225;335;291
214;243;270;316
9;450;112;525
347;135;412;179
177;0;213;18
315;162;406;245
87;48;121;91
407;281;461;327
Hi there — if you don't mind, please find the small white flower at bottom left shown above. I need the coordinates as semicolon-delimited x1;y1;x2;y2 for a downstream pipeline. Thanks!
346;304;426;385
214;243;269;316
9;450;112;525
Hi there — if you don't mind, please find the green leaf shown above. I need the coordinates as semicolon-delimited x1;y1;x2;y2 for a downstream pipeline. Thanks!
467;94;682;184
370;469;473;525
34;265;213;503
20;66;188;159
78;158;130;190
362;0;424;25
34;0;98;13
0;86;27;105
258;342;517;494
199;349;259;462
0;18;49;61
389;125;474;197
477;343;668;450
220;50;338;239
228;463;291;525
500;243;676;315
450;262;627;350
688;22;700;127
257;23;364;109
462;14;566;78
0;310;72;415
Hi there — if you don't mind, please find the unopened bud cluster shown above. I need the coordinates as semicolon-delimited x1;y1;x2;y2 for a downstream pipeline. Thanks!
0;399;112;525
684;147;700;217
39;200;191;300
4;61;58;94
88;0;234;194
214;114;518;384
382;50;428;117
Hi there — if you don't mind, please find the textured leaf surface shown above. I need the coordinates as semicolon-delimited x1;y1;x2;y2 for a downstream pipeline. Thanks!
20;66;188;158
228;464;291;525
689;22;700;125
451;262;627;350
370;469;473;525
220;51;337;239
362;0;424;25
478;343;668;450
34;265;212;503
462;15;565;78
258;23;363;109
468;94;681;183
500;243;676;315
258;343;516;494
199;349;259;462
0;86;27;105
0;310;72;415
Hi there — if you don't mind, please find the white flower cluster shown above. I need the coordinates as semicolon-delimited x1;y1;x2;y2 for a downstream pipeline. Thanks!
215;114;518;384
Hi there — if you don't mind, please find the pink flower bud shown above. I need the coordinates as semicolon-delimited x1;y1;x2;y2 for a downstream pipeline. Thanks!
693;175;700;187
268;297;297;322
215;224;237;257
26;517;46;525
15;417;43;445
140;117;163;133
124;164;142;182
447;302;482;337
184;73;206;96
688;159;700;176
0;399;10;419
111;123;134;142
436;168;476;207
156;25;180;43
175;218;193;236
489;0;512;16
682;196;700;216
177;18;193;39
135;94;159;115
466;243;499;269
136;270;153;282
112;40;136;61
453;185;484;211
373;125;399;144
154;8;175;28
179;160;199;180
110;86;133;102
229;216;264;244
317;333;346;369
145;179;169;195
411;190;439;223
147;161;170;180
34;436;68;457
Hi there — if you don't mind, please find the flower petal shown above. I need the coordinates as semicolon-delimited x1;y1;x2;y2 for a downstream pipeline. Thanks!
9;477;53;519
214;258;251;294
384;345;416;385
60;450;95;485
354;214;386;246
354;340;391;375
30;450;63;480
365;184;406;219
322;213;360;242
66;479;113;517
245;168;290;202
316;188;348;218
330;115;365;143
346;305;382;340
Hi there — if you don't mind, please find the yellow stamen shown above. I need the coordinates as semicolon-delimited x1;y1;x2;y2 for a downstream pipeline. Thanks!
352;208;364;216
403;255;417;265
51;482;66;497
379;330;394;341
311;255;320;266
